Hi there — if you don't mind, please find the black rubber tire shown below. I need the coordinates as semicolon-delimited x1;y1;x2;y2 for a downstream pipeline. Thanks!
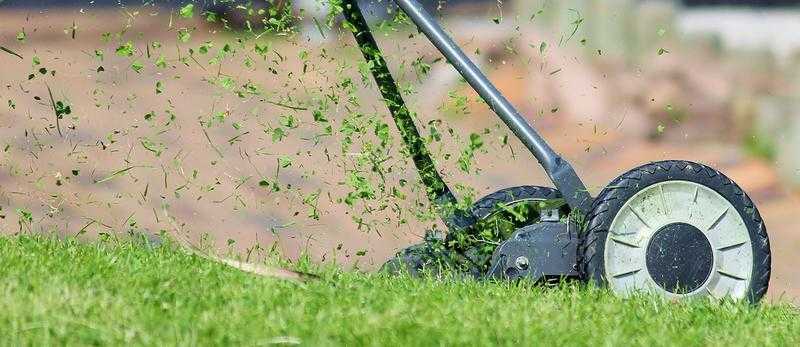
468;186;561;222
580;160;771;303
384;186;562;276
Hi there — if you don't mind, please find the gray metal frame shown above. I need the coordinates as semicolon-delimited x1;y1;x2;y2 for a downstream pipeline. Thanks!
394;0;593;214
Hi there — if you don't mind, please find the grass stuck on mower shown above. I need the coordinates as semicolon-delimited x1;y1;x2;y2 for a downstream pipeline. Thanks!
343;0;771;303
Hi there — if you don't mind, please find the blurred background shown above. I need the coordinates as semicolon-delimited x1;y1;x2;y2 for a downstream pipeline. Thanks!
0;0;798;302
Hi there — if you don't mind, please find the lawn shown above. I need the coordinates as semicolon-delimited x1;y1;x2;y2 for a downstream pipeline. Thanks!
0;235;797;346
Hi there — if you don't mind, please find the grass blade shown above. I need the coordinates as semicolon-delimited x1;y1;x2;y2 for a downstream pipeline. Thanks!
0;46;23;60
45;84;63;137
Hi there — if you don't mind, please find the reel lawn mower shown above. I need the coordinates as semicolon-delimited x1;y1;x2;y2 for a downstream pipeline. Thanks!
341;0;771;303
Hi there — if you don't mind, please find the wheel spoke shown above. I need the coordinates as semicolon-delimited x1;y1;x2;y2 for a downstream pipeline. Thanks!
716;240;747;251
628;206;652;230
610;236;641;248
705;207;729;232
611;268;642;278
718;269;748;281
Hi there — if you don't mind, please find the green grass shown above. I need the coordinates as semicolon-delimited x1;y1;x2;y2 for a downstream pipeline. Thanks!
0;235;798;346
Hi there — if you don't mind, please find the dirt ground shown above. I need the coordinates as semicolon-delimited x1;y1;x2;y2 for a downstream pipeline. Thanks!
0;8;797;303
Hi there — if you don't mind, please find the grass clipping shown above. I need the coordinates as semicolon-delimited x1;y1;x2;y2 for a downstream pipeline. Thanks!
161;207;315;282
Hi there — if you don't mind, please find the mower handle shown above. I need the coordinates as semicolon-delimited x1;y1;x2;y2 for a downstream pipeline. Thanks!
392;0;594;214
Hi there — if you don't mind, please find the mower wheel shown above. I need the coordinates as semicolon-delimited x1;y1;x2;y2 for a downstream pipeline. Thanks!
580;160;771;303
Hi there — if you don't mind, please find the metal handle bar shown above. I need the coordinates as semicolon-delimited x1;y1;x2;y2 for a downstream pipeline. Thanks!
394;0;557;169
392;0;593;214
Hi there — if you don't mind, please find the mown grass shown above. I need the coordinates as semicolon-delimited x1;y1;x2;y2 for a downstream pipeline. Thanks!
0;235;797;346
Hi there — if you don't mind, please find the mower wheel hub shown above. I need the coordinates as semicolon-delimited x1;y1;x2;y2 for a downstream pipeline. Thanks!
645;222;714;294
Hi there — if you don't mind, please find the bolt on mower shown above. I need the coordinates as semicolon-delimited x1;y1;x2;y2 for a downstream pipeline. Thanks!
341;0;771;303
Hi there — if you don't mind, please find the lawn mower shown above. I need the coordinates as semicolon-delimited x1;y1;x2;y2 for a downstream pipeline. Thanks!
341;0;771;303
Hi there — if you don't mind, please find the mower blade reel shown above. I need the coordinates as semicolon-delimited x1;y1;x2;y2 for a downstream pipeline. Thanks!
487;222;580;281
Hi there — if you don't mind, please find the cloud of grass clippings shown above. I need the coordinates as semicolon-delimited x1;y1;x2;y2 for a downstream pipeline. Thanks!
0;1;503;267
